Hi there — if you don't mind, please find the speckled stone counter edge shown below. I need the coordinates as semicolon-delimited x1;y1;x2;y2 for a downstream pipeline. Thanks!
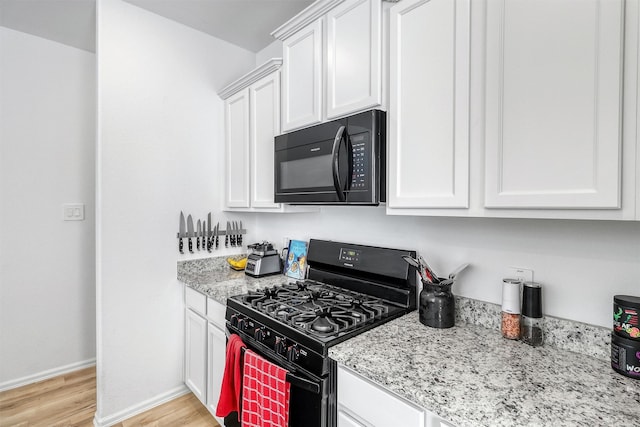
455;296;610;361
177;256;611;361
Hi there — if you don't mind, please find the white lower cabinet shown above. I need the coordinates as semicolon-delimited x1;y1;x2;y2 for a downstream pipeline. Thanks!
185;307;207;404
337;365;425;427
337;364;455;427
338;410;367;427
427;413;456;427
206;321;226;424
184;286;227;424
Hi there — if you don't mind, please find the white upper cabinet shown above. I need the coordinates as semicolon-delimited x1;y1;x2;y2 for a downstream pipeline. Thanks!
388;0;470;209
484;0;624;209
326;0;382;119
274;0;383;132
282;20;323;132
250;73;281;208
221;60;281;211
220;59;317;212
388;0;638;220
224;88;250;208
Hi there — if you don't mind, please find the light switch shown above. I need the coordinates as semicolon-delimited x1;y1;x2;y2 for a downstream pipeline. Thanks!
63;203;85;221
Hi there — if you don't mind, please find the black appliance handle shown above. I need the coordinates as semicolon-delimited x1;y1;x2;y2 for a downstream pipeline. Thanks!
237;341;321;395
285;372;321;395
331;125;347;202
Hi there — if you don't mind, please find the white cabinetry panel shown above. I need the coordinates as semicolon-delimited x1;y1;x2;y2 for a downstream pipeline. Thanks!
282;20;323;131
485;0;623;209
338;409;367;427
250;72;281;208
185;308;207;404
225;89;250;208
186;286;206;316
388;0;470;208
326;0;381;119
206;322;226;423
338;365;425;427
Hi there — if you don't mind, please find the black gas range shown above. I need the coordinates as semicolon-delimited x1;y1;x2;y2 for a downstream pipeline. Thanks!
225;239;417;427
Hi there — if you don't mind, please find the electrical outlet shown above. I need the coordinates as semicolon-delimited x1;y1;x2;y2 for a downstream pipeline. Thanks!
63;203;85;221
507;267;533;283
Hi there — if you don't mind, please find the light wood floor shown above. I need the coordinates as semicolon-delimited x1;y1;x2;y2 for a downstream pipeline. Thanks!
0;367;220;427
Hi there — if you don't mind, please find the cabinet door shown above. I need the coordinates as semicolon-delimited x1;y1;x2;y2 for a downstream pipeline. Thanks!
338;365;425;427
282;20;323;132
225;88;250;208
485;0;623;209
388;0;470;208
185;309;207;404
250;72;281;208
206;323;226;423
338;409;367;427
326;0;382;119
426;410;456;427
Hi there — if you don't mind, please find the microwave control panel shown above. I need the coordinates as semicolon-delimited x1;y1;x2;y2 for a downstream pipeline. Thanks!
350;133;368;190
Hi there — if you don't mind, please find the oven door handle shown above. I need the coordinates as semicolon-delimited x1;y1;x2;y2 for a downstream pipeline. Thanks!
331;125;347;202
285;372;320;395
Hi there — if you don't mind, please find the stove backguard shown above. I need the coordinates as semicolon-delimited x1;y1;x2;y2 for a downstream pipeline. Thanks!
307;239;418;311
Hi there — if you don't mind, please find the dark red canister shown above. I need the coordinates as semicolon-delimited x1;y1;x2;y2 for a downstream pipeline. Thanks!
613;295;640;340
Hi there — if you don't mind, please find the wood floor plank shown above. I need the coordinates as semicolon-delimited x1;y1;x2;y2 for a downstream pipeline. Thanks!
0;368;219;427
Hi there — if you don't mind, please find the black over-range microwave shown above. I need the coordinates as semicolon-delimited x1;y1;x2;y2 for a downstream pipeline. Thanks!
274;109;386;205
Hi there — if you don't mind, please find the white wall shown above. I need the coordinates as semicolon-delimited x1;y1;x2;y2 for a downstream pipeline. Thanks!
254;208;640;328
95;0;255;423
256;39;283;66
0;27;96;389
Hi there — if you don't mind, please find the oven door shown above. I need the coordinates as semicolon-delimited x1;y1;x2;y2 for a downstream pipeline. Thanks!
224;328;337;427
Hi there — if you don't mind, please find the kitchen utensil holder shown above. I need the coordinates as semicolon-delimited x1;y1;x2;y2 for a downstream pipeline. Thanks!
419;278;456;328
175;227;247;238
177;211;247;252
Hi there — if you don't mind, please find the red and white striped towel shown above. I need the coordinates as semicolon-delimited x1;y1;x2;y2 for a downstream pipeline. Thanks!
241;349;291;427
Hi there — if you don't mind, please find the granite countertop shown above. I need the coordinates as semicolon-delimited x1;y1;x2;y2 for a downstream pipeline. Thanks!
178;257;640;426
178;256;286;304
329;313;640;427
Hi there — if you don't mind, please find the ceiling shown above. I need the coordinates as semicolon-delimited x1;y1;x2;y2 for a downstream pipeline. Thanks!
0;0;314;53
0;0;96;52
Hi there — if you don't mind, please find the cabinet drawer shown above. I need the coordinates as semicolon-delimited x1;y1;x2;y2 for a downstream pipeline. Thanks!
185;287;206;316
206;298;226;329
338;366;425;427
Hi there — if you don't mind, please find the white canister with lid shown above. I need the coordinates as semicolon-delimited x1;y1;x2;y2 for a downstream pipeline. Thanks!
501;278;521;339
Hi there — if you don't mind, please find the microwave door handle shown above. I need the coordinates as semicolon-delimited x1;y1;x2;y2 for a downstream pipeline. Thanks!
331;125;347;202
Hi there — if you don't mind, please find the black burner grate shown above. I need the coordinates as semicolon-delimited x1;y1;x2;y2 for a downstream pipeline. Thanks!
239;280;392;339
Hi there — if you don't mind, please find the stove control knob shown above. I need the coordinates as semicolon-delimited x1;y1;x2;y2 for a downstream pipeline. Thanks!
254;328;267;342
237;318;248;331
275;337;287;355
230;314;239;328
287;344;300;363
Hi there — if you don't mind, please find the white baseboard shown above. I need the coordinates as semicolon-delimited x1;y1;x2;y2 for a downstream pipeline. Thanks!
93;385;190;427
0;358;96;392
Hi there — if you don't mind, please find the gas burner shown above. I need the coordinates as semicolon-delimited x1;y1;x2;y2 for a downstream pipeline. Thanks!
294;281;309;291
231;274;409;341
242;286;294;309
290;306;372;337
335;298;388;319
